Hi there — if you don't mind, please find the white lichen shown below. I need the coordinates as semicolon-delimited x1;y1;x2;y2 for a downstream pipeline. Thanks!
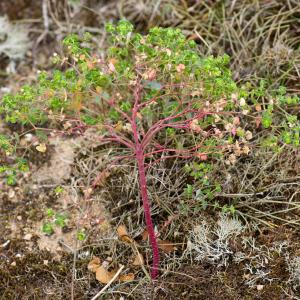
287;256;300;288
188;214;244;267
0;16;31;60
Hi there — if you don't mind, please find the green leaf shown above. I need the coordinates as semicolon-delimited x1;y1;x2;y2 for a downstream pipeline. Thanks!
54;186;64;195
77;229;86;241
42;223;54;235
6;174;16;185
144;80;162;91
46;208;55;217
262;112;272;128
54;213;67;227
185;184;193;198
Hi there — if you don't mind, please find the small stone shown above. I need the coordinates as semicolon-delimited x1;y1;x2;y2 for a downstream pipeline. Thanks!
24;133;33;142
43;260;49;265
8;190;15;199
11;261;16;266
245;130;253;140
17;215;22;221
239;98;246;106
257;285;264;291
24;233;32;241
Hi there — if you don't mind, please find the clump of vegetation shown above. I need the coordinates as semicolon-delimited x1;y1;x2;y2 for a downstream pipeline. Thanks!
0;20;299;279
0;134;28;185
42;208;68;235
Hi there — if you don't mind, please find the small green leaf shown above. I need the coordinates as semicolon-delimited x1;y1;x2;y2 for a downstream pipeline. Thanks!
262;112;272;128
54;213;67;227
54;186;64;195
46;208;55;217
185;184;193;198
77;229;86;241
42;223;54;235
6;174;16;185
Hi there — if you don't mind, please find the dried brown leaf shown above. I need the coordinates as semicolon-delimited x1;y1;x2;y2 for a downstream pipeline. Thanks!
132;253;144;266
158;239;177;253
141;229;149;241
117;224;128;237
117;224;134;243
36;143;47;153
119;273;135;282
88;257;101;273
96;266;117;284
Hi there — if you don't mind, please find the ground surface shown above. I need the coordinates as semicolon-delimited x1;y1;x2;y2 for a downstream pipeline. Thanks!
0;1;300;299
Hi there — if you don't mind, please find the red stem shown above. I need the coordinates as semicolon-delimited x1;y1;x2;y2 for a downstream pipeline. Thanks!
132;83;160;279
135;145;160;279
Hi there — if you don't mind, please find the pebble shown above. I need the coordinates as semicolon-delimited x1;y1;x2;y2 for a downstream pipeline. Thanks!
24;233;32;241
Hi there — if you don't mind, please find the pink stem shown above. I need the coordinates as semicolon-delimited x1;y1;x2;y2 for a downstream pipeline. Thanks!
135;145;160;279
132;83;160;279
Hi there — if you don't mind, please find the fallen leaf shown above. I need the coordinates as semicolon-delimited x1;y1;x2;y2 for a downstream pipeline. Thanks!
88;258;132;284
141;229;176;253
141;229;149;241
117;224;128;237
88;257;120;284
255;104;262;112
119;273;135;282
158;239;177;253
88;257;101;272
36;143;47;153
117;224;133;243
96;266;117;284
132;253;144;266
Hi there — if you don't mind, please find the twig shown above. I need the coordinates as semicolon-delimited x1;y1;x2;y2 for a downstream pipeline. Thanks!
42;0;49;31
90;265;124;300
